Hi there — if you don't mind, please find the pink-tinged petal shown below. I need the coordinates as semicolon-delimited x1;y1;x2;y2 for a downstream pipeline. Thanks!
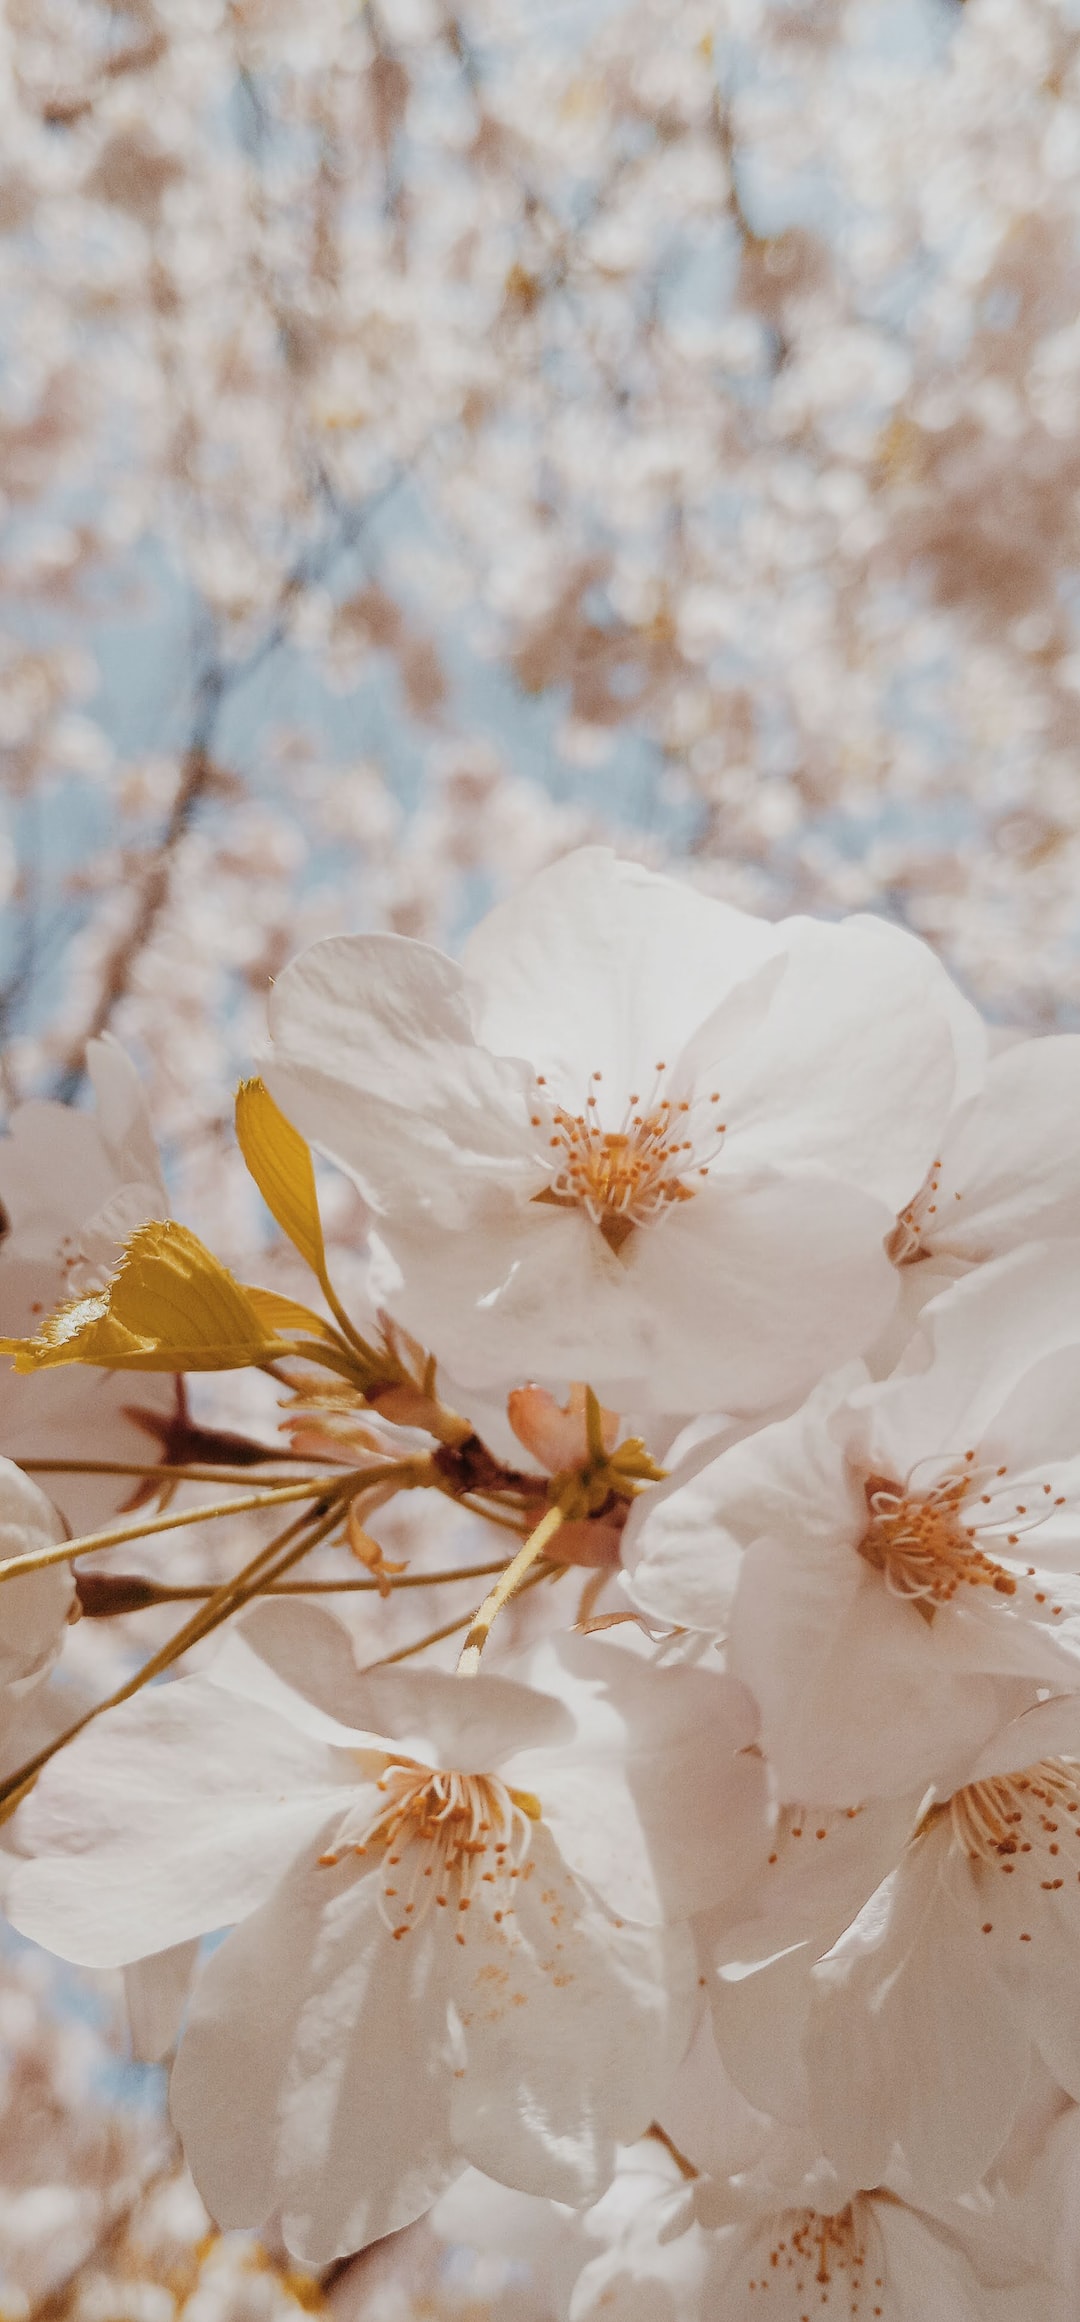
6;1679;354;1966
960;1695;1080;1785
207;1607;396;1750
265;932;534;1222
124;1941;199;2064
978;1863;1080;2108
920;1035;1080;1264
712;1793;923;1979
85;1035;165;1191
707;1942;818;2131
171;1850;459;2261
0;1093;134;1252
368;1203;660;1403
729;1532;1009;1804
448;1820;697;2205
619;1173;898;1416
658;2014;774;2183
460;848;784;1110
620;1429;745;1633
972;1351;1080;1485
0;1045;174;1518
703;1794;920;2123
431;2167;593;2308
507;1382;619;1472
367;1136;897;1423
715;914;979;1209
507;1634;768;1924
719;2194;1042;2322
873;2199;1048;2322
345;1664;575;1775
624;1369;865;1635
568;2188;721;2321
220;1600;575;1769
854;1244;1080;1481
806;1829;1033;2200
923;1586;1080;1689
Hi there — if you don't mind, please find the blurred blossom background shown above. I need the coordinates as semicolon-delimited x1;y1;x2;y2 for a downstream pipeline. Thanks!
1;0;1080;2311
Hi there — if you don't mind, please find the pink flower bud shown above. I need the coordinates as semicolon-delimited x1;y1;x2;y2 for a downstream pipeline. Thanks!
506;1382;620;1473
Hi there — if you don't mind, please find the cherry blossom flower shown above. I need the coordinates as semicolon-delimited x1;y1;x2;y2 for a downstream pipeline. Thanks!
264;848;980;1416
890;1037;1080;1272
432;2119;1059;2321
697;1792;926;2135
804;1695;1080;2208
628;2145;1048;2322
691;1707;1080;2218
6;1602;769;2261
625;1245;1080;1802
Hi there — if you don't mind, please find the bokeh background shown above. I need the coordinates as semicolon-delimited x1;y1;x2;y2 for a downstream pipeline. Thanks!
2;0;1080;2312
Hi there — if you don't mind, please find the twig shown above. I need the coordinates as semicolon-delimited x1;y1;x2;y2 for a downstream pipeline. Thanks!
375;1556;556;1669
75;1557;511;1612
457;1503;566;1673
0;1475;346;1585
0;1496;348;1819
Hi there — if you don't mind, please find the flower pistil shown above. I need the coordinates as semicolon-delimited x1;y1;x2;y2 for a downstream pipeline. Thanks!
318;1763;540;1943
530;1067;726;1253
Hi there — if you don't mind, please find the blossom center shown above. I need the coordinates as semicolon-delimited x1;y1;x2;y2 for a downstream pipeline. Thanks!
948;1758;1080;1890
530;1066;725;1253
859;1469;1017;1607
747;2202;886;2314
319;1762;539;1944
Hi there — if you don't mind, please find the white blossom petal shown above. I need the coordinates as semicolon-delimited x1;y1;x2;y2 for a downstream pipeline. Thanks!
913;1037;1080;1266
7;1679;355;1965
714;914;978;1209
265;932;534;1221
806;1827;1034;2200
171;1849;459;2261
123;1942;200;2065
449;1819;697;2205
508;1633;768;1923
219;1599;575;1767
460;849;785;1104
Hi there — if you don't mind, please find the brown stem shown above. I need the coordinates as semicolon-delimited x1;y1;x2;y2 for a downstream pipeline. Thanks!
19;1457;324;1484
75;1557;511;1614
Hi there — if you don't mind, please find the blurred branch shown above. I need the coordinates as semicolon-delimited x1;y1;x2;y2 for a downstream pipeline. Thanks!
49;465;406;1101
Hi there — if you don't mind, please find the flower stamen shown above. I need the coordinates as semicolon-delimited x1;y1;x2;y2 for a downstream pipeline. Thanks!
531;1065;726;1253
857;1453;1067;1613
318;1762;537;1941
746;2202;880;2314
859;1468;1018;1608
948;1758;1080;1897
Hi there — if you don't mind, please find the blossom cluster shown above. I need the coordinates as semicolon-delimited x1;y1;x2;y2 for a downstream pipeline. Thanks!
1;848;1080;2315
5;0;1080;1213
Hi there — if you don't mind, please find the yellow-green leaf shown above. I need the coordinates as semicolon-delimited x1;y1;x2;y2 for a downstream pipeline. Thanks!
235;1078;328;1287
246;1285;337;1343
0;1220;299;1374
